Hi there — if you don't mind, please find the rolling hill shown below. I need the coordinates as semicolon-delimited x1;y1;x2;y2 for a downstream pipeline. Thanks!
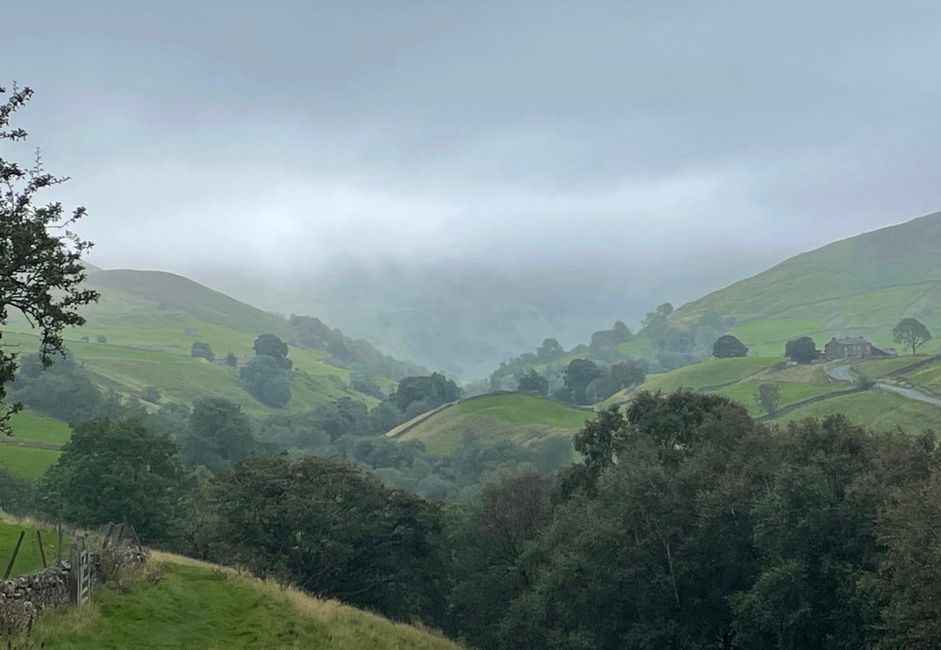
0;268;408;418
672;211;941;356
388;392;591;455
599;353;941;433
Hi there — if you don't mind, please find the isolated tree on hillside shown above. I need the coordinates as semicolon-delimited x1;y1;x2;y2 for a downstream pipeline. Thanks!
518;370;549;397
0;85;98;431
561;358;604;405
713;335;749;358
755;382;781;416
190;340;214;361
785;336;818;364
253;333;292;369
892;318;932;355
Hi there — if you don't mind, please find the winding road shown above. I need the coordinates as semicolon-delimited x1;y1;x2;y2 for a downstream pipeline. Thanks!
826;363;941;408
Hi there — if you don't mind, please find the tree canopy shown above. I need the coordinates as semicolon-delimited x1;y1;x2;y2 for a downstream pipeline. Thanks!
713;334;749;358
0;85;98;431
786;336;818;364
892;317;932;355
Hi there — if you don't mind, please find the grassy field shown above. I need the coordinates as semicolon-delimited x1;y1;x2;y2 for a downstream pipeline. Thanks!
10;410;71;446
0;519;68;577
0;444;61;479
396;392;590;455
906;361;941;395
775;388;940;433
1;268;380;417
2;331;370;418
26;553;461;650
672;213;941;358
713;380;847;417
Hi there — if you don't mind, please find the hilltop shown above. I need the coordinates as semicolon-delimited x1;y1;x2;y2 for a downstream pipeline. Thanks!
1;268;424;417
673;211;941;355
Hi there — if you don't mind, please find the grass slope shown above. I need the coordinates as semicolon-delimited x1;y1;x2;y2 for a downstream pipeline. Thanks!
673;212;941;356
0;519;68;577
776;389;940;434
0;445;60;479
27;552;461;650
2;269;375;415
395;392;590;455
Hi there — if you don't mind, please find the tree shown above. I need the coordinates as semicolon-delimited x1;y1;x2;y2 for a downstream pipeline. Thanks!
892;318;932;355
225;352;237;367
657;302;674;316
612;320;632;343
39;418;186;542
447;473;556;649
561;358;604;405
713;335;749;358
7;352;103;422
239;355;291;407
190;341;214;361
536;338;565;362
755;382;781;416
141;386;161;403
610;360;646;389
786;336;818;364
212;455;446;623
518;370;549;397
253;333;292;369
181;398;255;471
392;373;461;413
0;85;99;432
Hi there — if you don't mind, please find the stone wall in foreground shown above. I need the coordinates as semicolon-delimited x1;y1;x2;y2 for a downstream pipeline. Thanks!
0;564;71;636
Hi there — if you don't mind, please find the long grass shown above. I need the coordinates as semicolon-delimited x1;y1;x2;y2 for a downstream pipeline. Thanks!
24;550;462;649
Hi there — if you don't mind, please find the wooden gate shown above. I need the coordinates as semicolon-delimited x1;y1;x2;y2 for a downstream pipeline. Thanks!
69;537;91;605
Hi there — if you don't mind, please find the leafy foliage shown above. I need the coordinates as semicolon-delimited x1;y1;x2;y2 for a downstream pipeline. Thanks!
713;334;749;358
239;355;291;407
180;398;256;471
0;84;98;431
892;317;932;355
40;418;187;542
786;336;818;364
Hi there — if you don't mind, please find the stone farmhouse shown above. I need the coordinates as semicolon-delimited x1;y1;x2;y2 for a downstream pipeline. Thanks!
824;337;896;361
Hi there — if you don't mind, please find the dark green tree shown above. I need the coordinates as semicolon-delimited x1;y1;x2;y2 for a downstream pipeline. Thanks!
225;351;238;367
517;370;549;397
892;317;932;355
392;373;461;412
713;334;749;358
253;333;292;369
610;360;646;389
561;358;604;405
786;336;818;364
213;455;446;623
181;398;255;471
755;382;781;416
239;355;291;407
190;340;214;361
39;418;186;542
0;85;99;432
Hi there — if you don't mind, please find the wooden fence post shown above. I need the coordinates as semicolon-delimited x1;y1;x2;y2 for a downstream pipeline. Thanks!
3;530;25;579
36;530;47;569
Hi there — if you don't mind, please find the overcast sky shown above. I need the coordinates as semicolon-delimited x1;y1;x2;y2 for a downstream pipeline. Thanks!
5;1;941;340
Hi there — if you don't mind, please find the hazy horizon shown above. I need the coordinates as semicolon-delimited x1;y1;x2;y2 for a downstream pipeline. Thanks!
6;1;941;374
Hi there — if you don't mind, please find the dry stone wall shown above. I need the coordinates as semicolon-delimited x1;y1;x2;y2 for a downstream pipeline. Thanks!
0;564;71;635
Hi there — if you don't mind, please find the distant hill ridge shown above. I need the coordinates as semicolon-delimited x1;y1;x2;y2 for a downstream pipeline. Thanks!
674;211;941;341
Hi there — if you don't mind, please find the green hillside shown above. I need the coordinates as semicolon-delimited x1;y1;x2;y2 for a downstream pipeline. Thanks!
673;212;941;356
1;269;384;417
0;519;69;577
392;392;590;455
24;551;461;650
599;353;941;427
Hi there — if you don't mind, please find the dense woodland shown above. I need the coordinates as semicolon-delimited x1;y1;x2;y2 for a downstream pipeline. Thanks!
3;391;940;649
